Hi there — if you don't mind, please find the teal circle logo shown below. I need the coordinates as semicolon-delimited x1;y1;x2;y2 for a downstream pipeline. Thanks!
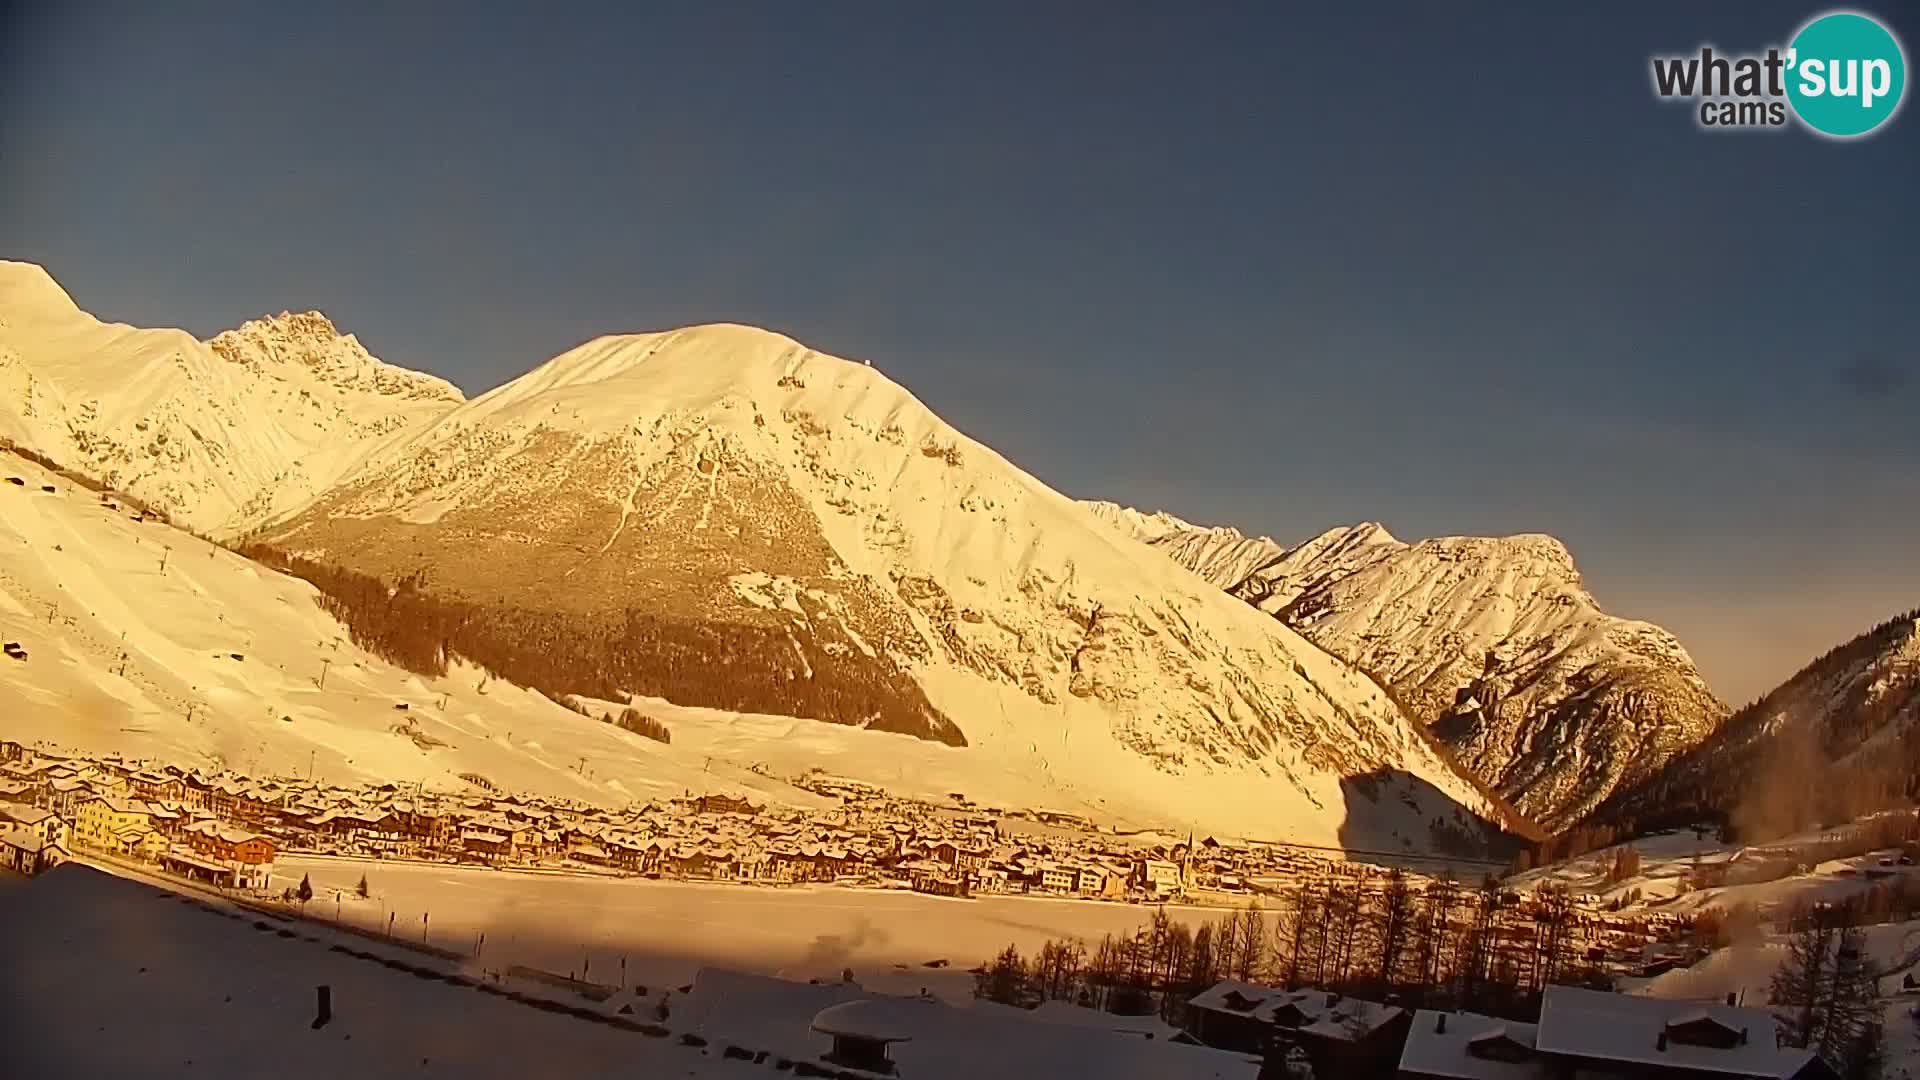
1787;11;1907;138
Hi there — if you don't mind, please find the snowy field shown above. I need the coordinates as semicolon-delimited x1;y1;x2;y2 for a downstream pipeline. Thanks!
273;855;1218;998
0;864;734;1079
3;864;1259;1080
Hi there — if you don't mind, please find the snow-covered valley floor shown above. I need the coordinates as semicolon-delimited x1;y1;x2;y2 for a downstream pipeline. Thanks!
270;854;1202;1000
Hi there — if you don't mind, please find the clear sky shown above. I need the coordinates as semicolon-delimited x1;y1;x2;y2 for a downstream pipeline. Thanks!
3;3;1915;705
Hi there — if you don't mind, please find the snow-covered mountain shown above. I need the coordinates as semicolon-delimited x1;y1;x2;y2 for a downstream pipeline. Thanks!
0;261;462;532
1595;608;1920;838
1084;502;1725;830
0;264;1520;848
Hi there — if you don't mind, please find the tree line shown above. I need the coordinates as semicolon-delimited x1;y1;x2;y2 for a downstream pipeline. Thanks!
976;872;1617;1026
977;879;1890;1080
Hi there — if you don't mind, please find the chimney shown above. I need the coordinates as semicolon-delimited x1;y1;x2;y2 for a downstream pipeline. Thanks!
1726;992;1737;1007
1326;994;1340;1008
1657;1031;1668;1053
312;984;332;1030
1436;1013;1448;1034
1741;1028;1748;1045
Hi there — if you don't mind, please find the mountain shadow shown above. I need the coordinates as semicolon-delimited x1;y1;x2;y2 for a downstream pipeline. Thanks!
1336;767;1534;870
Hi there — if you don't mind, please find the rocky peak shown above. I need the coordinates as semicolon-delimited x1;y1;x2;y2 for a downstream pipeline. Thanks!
1084;500;1725;829
209;312;463;404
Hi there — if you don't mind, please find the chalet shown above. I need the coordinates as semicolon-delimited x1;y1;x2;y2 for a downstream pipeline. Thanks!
931;841;990;873
390;801;450;847
670;846;740;880
908;860;973;897
1133;858;1184;896
566;841;614;867
175;823;276;889
344;809;403;851
76;796;164;858
187;823;277;866
773;843;853;881
46;776;90;818
695;793;760;817
0;802;71;850
208;777;254;819
128;770;185;803
0;825;69;876
179;772;214;811
235;785;287;824
811;993;1261;1080
460;827;513;860
1039;863;1078;893
1532;986;1830;1080
1399;1011;1549;1080
1190;980;1407;1079
144;802;184;837
603;835;659;873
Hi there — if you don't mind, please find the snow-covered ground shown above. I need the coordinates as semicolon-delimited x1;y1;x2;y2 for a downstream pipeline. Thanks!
271;854;1214;1001
1516;826;1920;1080
0;864;732;1079
1513;823;1920;918
0;447;1322;829
5;863;1261;1080
0;451;860;810
1621;916;1920;1080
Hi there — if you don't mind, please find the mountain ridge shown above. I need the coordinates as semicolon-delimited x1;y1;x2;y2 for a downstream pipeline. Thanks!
0;259;464;533
1593;606;1920;839
0;263;1523;848
1085;500;1726;830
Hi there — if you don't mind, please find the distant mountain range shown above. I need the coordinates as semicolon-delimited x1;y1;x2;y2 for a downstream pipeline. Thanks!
0;260;1524;850
1084;502;1727;831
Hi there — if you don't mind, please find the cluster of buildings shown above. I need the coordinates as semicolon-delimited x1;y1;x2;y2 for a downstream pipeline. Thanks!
0;735;1709;987
1178;979;1836;1080
662;966;1835;1080
1;742;281;890
0;739;1383;906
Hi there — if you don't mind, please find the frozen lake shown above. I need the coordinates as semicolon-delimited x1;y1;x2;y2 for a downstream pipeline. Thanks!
273;857;1221;1000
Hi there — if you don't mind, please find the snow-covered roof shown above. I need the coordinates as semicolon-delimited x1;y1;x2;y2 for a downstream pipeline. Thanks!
673;967;867;1062
809;994;1258;1080
0;824;48;853
967;998;1194;1042
0;801;56;826
1535;986;1811;1078
1400;1011;1548;1080
1188;979;1402;1041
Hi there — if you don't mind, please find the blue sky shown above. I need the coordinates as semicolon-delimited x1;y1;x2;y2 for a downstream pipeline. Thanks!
3;3;1915;703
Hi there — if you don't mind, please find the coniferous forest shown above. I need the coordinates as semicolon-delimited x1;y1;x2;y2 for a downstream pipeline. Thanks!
233;543;964;746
